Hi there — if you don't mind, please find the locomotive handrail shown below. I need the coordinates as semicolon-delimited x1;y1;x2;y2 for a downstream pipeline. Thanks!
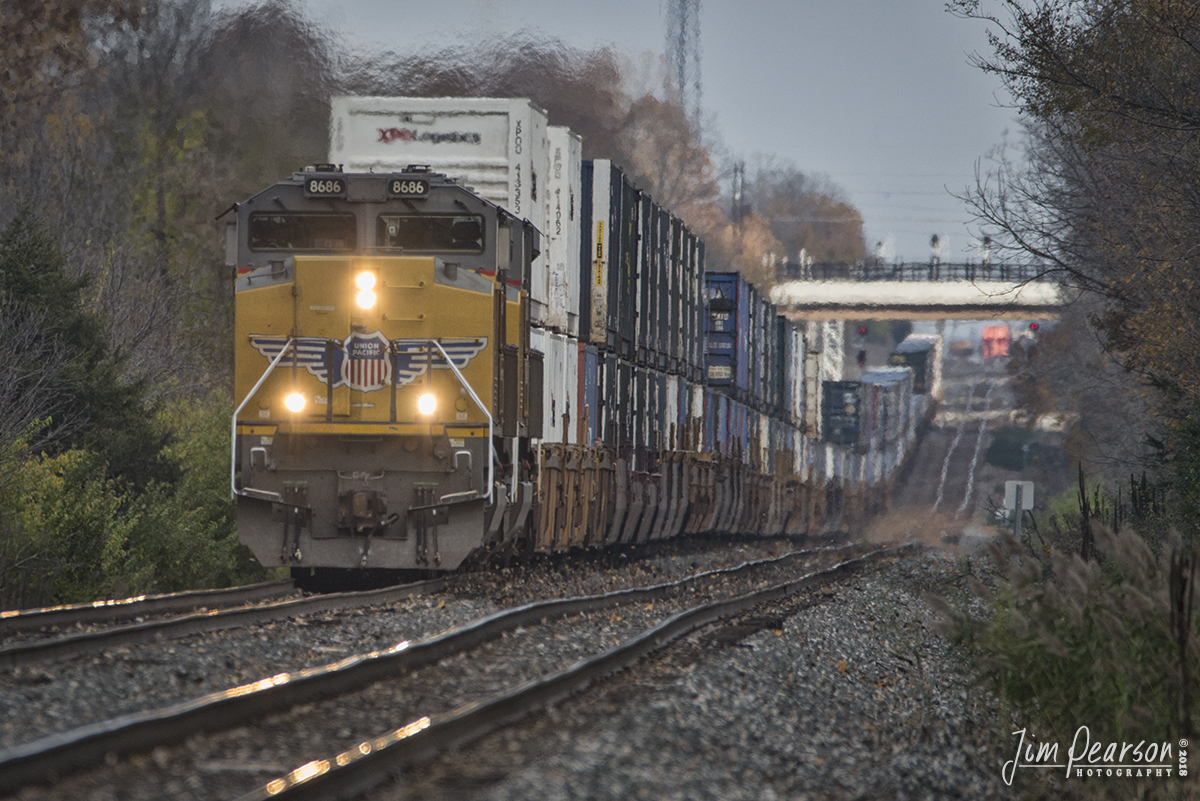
408;338;495;506
231;337;296;501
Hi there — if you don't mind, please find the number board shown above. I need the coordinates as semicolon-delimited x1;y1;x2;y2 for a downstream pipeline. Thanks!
388;178;429;198
304;177;346;197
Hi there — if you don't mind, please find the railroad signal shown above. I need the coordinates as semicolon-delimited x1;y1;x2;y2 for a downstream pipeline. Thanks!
1029;322;1039;332
858;325;868;335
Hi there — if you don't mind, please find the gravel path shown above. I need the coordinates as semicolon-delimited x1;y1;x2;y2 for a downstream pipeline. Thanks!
363;549;1013;801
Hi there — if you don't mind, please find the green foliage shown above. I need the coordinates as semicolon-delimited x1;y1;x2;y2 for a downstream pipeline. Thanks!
0;393;272;607
0;449;142;606
938;528;1200;750
0;211;101;361
0;211;173;488
124;392;270;592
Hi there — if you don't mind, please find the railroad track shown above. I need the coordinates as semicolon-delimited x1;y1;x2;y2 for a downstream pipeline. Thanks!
0;543;915;800
897;367;1010;518
0;581;295;640
0;580;445;670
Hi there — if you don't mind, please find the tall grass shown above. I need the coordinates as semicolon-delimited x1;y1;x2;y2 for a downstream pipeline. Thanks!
936;525;1198;749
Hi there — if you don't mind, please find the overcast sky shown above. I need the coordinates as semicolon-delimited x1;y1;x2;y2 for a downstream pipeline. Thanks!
295;0;1019;263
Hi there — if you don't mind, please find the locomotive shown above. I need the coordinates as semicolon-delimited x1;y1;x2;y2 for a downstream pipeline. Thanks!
228;103;930;585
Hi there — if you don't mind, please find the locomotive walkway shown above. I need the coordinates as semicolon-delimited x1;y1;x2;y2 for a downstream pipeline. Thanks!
771;261;1067;320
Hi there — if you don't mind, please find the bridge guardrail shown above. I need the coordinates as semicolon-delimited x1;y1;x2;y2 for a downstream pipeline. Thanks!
780;262;1055;283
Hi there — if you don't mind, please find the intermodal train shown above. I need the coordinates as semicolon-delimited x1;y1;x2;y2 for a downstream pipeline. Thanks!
227;97;938;585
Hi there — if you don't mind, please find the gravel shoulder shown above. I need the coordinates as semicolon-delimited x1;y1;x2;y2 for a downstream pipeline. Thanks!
366;549;1015;801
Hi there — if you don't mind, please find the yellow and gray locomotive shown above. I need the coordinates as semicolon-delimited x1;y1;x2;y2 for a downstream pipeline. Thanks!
230;165;540;582
230;160;930;588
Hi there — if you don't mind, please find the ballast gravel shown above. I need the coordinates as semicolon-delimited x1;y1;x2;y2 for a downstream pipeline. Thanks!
0;595;499;751
0;538;806;751
8;550;842;801
364;550;1014;801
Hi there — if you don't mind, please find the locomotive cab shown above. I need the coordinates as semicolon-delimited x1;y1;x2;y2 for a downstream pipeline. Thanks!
230;167;539;575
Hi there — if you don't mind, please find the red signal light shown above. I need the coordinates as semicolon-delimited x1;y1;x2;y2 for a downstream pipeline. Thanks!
857;325;868;335
1030;322;1039;331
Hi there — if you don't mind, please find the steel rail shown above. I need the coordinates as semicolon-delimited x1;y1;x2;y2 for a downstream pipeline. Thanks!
0;581;293;638
0;579;444;671
0;543;861;793
238;544;921;801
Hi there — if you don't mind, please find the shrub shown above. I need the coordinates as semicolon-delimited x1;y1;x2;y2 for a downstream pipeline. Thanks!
125;391;272;591
938;526;1199;748
0;449;144;606
0;392;274;607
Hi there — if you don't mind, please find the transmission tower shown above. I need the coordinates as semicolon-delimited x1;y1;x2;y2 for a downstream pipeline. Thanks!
665;0;702;123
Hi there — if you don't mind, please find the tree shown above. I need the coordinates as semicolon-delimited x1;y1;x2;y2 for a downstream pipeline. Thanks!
955;0;1200;403
954;0;1200;521
0;213;171;487
743;158;866;264
0;0;140;155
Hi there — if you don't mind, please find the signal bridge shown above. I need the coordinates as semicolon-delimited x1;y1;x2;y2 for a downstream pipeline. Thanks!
770;261;1066;321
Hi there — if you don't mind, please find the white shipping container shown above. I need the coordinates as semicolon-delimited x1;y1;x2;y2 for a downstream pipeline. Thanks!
789;328;805;426
588;159;613;345
820;320;845;382
530;327;546;437
329;96;551;321
545;126;582;335
539;332;579;445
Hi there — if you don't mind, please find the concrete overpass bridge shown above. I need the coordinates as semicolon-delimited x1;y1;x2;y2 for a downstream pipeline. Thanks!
770;261;1067;321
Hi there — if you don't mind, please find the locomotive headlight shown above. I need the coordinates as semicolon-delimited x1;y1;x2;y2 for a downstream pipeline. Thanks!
418;393;437;415
355;272;377;308
285;392;306;413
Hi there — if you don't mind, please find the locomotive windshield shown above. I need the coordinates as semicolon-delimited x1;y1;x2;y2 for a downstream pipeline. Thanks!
249;213;357;251
376;214;484;253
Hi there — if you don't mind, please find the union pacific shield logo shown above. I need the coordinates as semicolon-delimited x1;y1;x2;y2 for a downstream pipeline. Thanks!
249;333;489;392
342;331;391;391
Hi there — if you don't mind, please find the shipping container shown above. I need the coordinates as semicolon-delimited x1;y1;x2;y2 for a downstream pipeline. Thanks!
889;334;943;397
581;160;640;357
545;126;582;335
822;381;861;446
861;367;912;445
329;95;550;316
531;331;580;445
705;273;752;399
578;342;599;444
787;325;806;428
